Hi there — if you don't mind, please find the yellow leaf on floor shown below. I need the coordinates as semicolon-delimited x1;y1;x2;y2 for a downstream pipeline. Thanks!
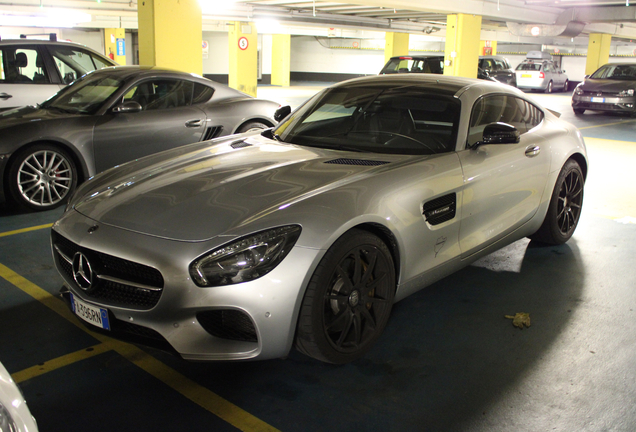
505;312;531;329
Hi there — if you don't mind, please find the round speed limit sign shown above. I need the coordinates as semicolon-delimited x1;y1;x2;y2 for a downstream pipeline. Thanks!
238;37;249;50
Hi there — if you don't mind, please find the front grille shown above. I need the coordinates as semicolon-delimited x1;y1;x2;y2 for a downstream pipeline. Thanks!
325;158;390;166
197;310;258;343
581;91;619;97
52;230;164;309
578;102;623;110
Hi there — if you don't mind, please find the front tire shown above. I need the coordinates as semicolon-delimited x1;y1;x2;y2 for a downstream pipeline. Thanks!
295;229;396;364
529;159;584;245
573;108;585;115
563;79;569;92
236;121;268;133
7;144;78;211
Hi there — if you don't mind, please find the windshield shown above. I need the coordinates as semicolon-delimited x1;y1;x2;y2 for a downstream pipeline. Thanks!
40;72;124;114
274;85;461;155
590;64;636;80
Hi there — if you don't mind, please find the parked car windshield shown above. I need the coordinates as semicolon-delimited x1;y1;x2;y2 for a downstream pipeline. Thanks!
590;64;636;80
275;85;461;155
40;72;123;114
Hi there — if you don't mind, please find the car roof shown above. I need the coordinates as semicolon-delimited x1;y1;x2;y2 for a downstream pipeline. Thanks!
388;55;444;60
329;73;503;97
88;66;209;82
0;38;116;65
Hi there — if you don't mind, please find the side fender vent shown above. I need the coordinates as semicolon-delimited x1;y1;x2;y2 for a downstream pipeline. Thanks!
325;158;390;166
423;193;456;225
202;126;223;141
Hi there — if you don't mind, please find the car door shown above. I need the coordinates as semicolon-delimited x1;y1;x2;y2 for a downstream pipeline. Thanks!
458;95;550;257
92;78;206;173
0;45;63;111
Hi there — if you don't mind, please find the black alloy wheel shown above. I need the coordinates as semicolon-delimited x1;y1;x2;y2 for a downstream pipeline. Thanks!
295;229;396;364
530;159;584;245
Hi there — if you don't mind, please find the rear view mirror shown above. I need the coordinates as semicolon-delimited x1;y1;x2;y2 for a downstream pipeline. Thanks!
471;122;520;149
112;101;142;114
274;105;291;122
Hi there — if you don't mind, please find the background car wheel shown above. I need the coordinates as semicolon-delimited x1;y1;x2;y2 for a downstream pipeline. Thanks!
544;81;553;93
563;80;569;92
8;144;78;211
236;121;269;133
573;108;585;115
529;159;584;245
295;229;396;364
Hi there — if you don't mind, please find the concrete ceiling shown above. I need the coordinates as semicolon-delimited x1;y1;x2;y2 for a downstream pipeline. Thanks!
1;0;636;43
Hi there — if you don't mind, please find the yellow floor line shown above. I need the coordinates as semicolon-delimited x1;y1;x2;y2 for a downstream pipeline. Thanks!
0;263;280;432
12;344;111;384
0;223;54;238
578;118;636;130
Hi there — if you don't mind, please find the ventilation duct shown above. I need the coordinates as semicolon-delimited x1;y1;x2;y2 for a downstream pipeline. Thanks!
506;21;585;38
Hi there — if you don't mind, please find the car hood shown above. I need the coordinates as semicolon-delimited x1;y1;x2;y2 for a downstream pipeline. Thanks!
72;135;409;241
0;105;79;128
580;78;636;93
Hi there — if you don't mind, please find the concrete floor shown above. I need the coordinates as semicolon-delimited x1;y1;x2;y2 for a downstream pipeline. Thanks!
1;86;635;432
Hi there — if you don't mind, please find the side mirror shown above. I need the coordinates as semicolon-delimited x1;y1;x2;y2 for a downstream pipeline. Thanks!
112;100;142;114
471;122;520;149
274;105;291;122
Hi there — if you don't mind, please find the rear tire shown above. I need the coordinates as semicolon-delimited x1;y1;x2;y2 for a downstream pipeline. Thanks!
236;121;268;133
295;229;396;364
544;81;553;93
7;144;78;211
529;159;584;245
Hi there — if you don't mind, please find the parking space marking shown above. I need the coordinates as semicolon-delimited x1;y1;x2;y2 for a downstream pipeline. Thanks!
578;119;636;130
12;344;111;384
0;262;281;432
0;223;53;238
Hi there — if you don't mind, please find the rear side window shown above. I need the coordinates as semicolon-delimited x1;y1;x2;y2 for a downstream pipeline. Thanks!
0;46;51;84
468;95;544;146
192;83;214;104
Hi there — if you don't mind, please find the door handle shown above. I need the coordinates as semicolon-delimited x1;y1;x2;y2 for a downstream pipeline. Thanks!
525;145;540;158
185;119;203;128
0;93;13;100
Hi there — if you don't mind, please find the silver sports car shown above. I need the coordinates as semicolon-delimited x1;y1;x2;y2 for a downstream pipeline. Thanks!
51;74;588;364
0;66;280;211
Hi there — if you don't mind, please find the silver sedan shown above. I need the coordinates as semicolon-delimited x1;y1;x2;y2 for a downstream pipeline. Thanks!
0;66;280;211
52;74;587;364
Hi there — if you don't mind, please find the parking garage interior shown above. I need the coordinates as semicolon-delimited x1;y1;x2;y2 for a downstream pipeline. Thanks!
2;1;636;431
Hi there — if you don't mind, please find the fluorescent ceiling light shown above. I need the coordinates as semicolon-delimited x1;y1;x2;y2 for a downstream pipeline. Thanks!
0;9;91;28
199;0;237;15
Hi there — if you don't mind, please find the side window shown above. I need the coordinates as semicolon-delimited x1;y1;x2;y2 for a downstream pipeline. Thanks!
48;46;110;84
123;79;193;111
192;83;214;104
468;95;531;146
0;47;50;84
494;59;505;71
515;99;544;130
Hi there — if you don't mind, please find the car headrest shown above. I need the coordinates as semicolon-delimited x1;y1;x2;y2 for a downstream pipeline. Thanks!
15;52;28;68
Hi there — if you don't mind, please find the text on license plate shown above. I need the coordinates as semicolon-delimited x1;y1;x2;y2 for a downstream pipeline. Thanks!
70;293;111;330
521;74;532;78
591;97;605;103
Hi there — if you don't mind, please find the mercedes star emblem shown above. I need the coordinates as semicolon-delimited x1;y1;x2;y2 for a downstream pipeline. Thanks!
72;252;94;291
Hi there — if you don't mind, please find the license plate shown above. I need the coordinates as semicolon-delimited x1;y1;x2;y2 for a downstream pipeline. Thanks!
591;97;605;103
70;293;111;330
521;74;532;78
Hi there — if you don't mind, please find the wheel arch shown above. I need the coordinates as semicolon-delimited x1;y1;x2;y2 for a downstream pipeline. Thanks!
233;117;275;134
349;222;402;285
569;152;588;181
4;140;89;187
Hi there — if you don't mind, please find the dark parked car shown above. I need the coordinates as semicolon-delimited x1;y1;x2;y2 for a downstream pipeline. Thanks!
380;55;496;81
478;55;517;86
0;66;280;211
571;63;636;115
0;37;116;111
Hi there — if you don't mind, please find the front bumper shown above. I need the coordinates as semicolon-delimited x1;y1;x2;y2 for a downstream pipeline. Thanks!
51;210;322;361
572;94;636;113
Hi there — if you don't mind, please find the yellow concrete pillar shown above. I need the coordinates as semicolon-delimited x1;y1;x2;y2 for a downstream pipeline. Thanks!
586;33;611;75
137;0;202;75
228;21;258;97
271;34;291;87
479;40;497;56
104;28;126;65
444;14;482;78
384;32;409;64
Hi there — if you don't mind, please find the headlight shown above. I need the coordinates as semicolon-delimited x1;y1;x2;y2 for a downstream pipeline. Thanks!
574;86;584;96
618;89;635;97
0;402;19;432
189;225;302;287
